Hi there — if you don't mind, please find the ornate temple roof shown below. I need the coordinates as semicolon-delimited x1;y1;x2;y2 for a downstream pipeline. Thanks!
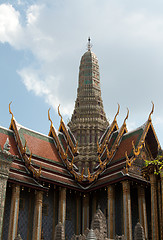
0;100;160;191
0;41;161;192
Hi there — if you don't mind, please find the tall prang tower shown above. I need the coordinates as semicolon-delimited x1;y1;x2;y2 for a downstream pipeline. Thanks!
68;38;109;173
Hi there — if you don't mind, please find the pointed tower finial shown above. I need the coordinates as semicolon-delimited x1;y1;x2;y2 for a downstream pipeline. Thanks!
87;37;92;51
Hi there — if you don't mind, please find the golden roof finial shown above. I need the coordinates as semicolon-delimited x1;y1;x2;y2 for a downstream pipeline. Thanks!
114;103;120;121
58;104;63;122
48;108;53;126
123;108;129;124
9;101;14;120
148;101;154;121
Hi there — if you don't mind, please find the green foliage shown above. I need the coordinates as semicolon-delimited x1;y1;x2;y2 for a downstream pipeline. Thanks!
145;149;163;175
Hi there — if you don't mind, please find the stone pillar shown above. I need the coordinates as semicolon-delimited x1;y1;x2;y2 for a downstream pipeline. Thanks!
158;179;162;240
0;151;14;239
58;187;66;225
160;170;163;240
137;186;148;239
82;193;89;233
92;192;97;219
76;193;81;235
149;173;159;240
107;185;115;239
8;184;20;240
122;180;132;240
52;188;57;240
32;191;43;240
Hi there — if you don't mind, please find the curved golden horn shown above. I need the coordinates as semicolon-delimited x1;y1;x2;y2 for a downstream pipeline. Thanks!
9;101;14;120
58;104;63;121
48;108;53;126
114;103;120;121
148;101;154;121
124;108;129;124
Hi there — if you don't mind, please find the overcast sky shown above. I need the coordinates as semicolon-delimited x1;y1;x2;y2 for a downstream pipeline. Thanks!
1;0;163;148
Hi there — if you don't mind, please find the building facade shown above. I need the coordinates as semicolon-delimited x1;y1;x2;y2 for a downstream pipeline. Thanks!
0;40;163;240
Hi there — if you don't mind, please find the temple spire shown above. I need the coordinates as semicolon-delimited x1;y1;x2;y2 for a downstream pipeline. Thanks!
68;41;109;172
87;37;92;51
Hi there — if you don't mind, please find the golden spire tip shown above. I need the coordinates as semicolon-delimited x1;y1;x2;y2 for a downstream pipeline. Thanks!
58;104;63;121
148;101;154;121
114;103;120;121
48;108;53;126
124;108;129;123
9;101;14;120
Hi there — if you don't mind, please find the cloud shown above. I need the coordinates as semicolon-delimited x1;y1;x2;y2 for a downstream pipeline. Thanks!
0;4;22;46
18;67;74;115
1;0;163;124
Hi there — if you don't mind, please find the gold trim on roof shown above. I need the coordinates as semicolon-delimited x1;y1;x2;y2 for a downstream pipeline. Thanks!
58;112;78;154
8;108;42;179
85;113;129;183
48;108;53;127
97;104;120;154
22;140;27;154
70;156;74;169
125;140;145;173
136;102;160;150
148;101;154;121
132;140;144;157
9;101;14;120
114;103;120;121
125;151;135;173
125;102;160;173
58;104;63;122
123;108;129;125
28;151;32;163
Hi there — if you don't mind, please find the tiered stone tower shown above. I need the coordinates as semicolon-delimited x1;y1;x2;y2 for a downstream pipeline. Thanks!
68;38;109;173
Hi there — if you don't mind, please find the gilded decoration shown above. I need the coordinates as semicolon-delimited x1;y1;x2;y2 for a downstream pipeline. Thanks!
125;103;160;175
7;102;159;184
9;102;42;179
97;104;120;154
57;105;78;154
